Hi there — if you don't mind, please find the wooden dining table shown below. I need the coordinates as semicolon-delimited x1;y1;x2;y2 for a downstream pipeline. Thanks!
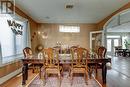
21;55;111;85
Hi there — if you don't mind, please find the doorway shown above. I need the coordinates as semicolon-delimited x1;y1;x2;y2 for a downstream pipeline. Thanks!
90;31;103;51
103;9;130;57
106;36;121;56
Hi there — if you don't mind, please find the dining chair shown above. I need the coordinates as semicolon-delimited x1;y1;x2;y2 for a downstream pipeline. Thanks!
53;46;61;54
23;47;33;57
42;48;62;86
97;46;107;59
70;47;89;85
23;47;35;72
23;47;42;75
70;45;78;50
95;46;107;73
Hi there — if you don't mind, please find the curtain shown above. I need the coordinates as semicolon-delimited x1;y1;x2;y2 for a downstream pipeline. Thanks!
27;21;31;47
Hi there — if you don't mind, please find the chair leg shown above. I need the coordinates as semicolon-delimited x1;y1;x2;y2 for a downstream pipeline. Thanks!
45;72;49;84
58;72;61;87
95;64;98;74
89;67;93;78
69;67;71;77
42;72;46;86
32;64;35;73
42;79;45;86
60;68;63;77
70;72;73;86
39;67;41;79
85;72;88;85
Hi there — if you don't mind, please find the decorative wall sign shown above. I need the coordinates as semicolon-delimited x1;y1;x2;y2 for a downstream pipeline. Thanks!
7;19;23;35
0;0;15;14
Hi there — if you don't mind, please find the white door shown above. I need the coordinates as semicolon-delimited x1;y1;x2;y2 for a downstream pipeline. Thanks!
107;38;121;56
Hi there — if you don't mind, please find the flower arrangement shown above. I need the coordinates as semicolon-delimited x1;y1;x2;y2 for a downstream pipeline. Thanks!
89;48;97;58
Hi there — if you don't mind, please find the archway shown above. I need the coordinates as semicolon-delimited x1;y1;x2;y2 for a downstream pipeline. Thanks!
103;9;130;56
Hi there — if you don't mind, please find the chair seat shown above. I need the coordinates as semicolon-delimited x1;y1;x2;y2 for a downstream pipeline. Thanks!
73;64;86;68
45;64;58;68
44;64;63;74
45;65;62;70
72;68;86;73
46;68;60;74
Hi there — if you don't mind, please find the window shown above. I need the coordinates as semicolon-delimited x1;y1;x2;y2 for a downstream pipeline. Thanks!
0;14;28;63
107;39;112;51
59;25;80;33
107;35;120;38
122;36;127;49
114;39;119;46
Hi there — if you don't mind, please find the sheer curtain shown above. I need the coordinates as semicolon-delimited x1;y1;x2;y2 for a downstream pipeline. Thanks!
0;15;15;57
0;13;30;63
59;25;80;33
26;21;31;47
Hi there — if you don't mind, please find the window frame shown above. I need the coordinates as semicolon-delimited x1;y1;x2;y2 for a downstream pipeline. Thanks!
59;25;80;33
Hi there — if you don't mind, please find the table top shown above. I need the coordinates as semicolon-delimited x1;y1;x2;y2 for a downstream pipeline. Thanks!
21;55;111;64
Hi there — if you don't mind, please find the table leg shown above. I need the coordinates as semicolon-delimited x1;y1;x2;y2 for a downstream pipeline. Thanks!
22;64;28;85
102;63;107;84
39;65;43;78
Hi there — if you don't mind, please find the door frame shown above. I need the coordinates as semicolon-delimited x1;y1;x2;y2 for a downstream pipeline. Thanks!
107;37;122;56
90;30;103;49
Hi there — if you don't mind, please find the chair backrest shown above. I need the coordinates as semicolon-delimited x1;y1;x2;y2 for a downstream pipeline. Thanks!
23;47;33;58
70;46;78;50
71;47;88;67
97;46;106;58
43;48;59;67
53;46;61;54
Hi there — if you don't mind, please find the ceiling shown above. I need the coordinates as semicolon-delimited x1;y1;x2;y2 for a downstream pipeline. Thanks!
15;0;130;23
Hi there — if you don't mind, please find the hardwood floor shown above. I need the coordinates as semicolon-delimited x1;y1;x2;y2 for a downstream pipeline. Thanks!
0;70;38;87
1;56;130;87
96;56;130;87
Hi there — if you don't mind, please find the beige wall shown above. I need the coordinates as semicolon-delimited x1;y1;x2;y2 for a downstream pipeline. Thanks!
37;23;97;49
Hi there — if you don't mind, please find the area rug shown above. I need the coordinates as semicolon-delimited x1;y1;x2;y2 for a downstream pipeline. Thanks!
28;72;101;87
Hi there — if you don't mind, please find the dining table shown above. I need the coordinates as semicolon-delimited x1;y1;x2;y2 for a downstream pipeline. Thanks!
118;48;129;57
21;54;111;85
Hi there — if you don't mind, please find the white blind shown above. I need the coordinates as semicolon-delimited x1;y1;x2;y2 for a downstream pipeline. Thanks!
59;25;80;33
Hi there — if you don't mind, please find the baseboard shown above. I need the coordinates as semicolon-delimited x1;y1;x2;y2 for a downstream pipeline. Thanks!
0;68;22;85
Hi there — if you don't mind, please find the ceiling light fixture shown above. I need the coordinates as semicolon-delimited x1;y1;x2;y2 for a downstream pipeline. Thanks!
65;4;74;9
45;16;50;19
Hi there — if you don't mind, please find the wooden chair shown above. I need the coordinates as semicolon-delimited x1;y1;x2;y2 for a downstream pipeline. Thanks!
23;47;35;72
70;47;89;85
70;45;78;50
42;48;62;86
95;46;107;73
97;46;107;59
23;47;42;75
53;46;61;54
23;47;33;58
